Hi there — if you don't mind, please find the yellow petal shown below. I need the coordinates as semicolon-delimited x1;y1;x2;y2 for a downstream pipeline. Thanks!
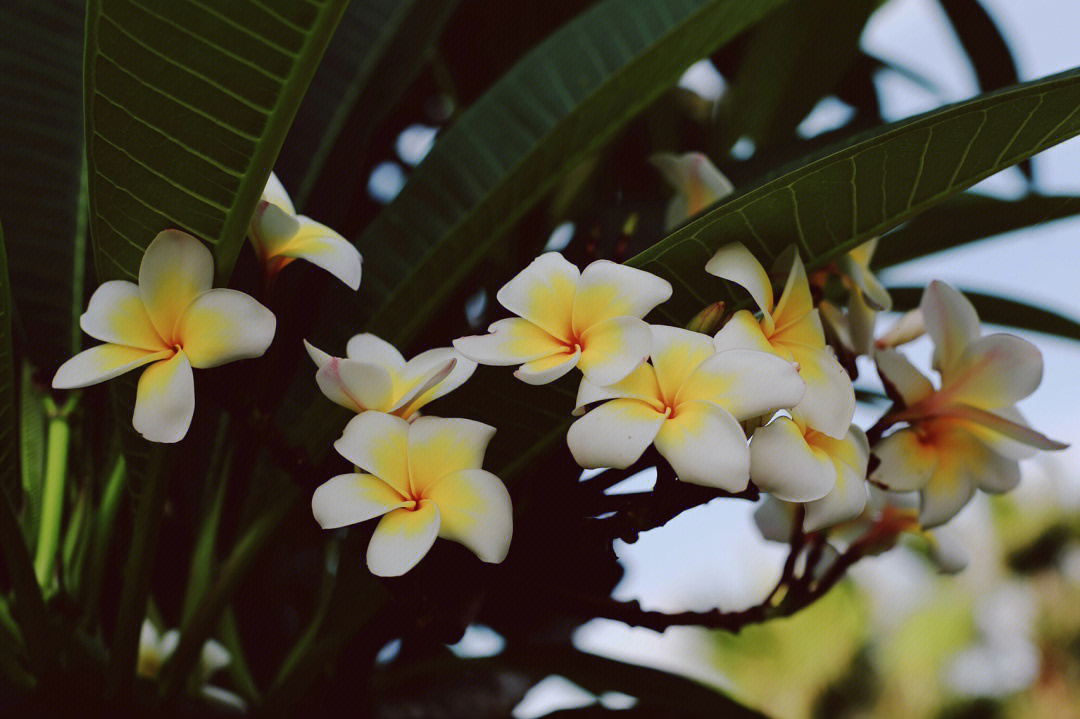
804;460;868;532
139;230;214;344
942;334;1043;410
453;318;567;365
303;339;333;368
394;348;476;412
648;325;714;405
567;398;667;470
53;345;173;389
573;363;664;415
870;428;937;491
749;416;835;502
132;351;195;443
366;500;441;576
496;252;579;342
786;344;855;439
675;348;804;421
806;424;869;475
577;315;652;387
407;416;495;495
712;310;778;355
514;346;580;385
261;171;295;214
425;469;512;563
873;347;933;407
315;358;395;413
771;307;826;349
704;242;774;316
280;217;362;290
771;249;815;332
311;473;411;529
654;400;749;490
80;280;167;351
174;289;275;368
651;152;734;225
334;412;411;496
249;201;300;259
571;260;672;336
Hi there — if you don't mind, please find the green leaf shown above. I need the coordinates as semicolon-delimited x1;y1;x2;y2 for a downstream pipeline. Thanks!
628;66;1080;325
873;193;1080;269
358;0;792;347
84;0;350;285
276;0;459;209
18;366;46;549
0;1;89;371
888;286;1080;342
0;223;19;506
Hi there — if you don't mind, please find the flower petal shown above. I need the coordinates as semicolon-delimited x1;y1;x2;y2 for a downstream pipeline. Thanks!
577;315;652;386
132;350;195;443
874;347;933;407
839;248;891;311
712;310;777;355
918;463;976;529
366;500;441;576
846;291;878;355
787;344;855;439
573;364;663;415
280;217;362;290
346;332;406;368
651;152;734;229
920;281;981;378
871;428;937;491
655;400;749;490
753;496;797;543
749;417;835;502
80;280;167;350
311;473;411;529
250;201;301;258
408;416;496;495
425;469;512;563
925;527;968;574
334;412;411;496
174;289;275;368
771;249;815;334
704;242;773;315
391;359;456;416
496;252;579;342
515;346;580;385
676;348;805;421
396;347;476;411
261;171;295;214
957;406;1039;460
454;318;567;366
303;339;333;368
315;358;394;413
944;334;1043;409
53;345;173;389
876;308;926;348
804;461;868;532
649;325;714;403
567;399;666;470
808;424;870;475
571;260;672;335
935;403;1067;451
139;230;214;344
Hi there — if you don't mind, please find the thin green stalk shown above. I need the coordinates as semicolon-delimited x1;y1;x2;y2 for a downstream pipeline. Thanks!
80;454;126;626
33;396;75;586
0;485;51;678
218;607;261;706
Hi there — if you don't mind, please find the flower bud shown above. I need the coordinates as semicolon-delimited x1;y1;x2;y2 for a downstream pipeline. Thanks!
685;301;724;334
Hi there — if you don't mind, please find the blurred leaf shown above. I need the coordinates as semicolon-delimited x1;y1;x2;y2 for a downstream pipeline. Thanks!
721;0;880;149
0;1;87;371
277;0;459;209
629;66;1080;326
358;0;793;346
873;193;1080;268
84;0;350;285
0;223;18;505
887;286;1080;342
18;366;46;549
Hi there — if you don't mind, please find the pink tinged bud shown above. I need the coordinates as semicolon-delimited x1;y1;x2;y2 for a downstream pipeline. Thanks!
685;301;725;334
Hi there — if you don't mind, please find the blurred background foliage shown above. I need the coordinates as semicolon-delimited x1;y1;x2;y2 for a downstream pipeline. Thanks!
1;0;1079;716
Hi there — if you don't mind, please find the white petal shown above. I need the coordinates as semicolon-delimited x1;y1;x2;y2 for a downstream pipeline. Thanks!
132;351;195;443
139;230;214;344
80;280;167;350
366;500;441;576
496;252;579;342
281;217;362;290
346;332;406;369
712;310;776;355
654;400;749;490
312;473;411;529
198;639;232;679
704;242;773;315
407;416;496;495
391;358;456;416
959;406;1039;460
944;334;1043;409
426;469;512;563
315;358;394;413
873;347;934;407
846;291;877;355
453;318;567;366
573;364;664;415
398;347;477;409
651;152;734;229
936;404;1067;452
571;260;672;335
876;308;926;348
567;399;666;470
925;528;969;574
921;281;981;379
649;325;715;403
871;428;937;491
577;316;652;387
787;344;855;439
919;470;975;529
515;346;580;385
303;339;332;368
249;201;301;258
676;348;805;421
749;417;835;502
838;251;891;311
753;496;797;543
174;289;275;369
334;412;411;496
53;345;173;389
261;171;295;214
804;461;868;532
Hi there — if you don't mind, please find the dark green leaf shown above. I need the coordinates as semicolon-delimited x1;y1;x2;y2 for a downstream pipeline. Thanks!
18;366;46;549
888;286;1080;342
358;0;792;347
874;193;1080;269
0;1;87;371
84;0;351;285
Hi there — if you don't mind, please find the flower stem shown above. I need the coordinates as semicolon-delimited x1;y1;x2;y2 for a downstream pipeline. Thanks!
79;454;126;627
33;396;76;586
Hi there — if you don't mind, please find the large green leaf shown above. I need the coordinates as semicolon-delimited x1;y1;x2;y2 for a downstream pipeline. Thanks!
629;66;1080;325
276;0;459;209
0;224;18;502
0;1;87;371
874;193;1080;268
84;0;350;285
358;0;791;347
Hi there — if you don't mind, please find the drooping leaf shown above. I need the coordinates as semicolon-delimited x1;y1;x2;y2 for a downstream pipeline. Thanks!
888;286;1080;342
357;0;793;347
84;0;351;285
276;0;459;210
19;365;46;549
0;0;88;371
873;193;1080;269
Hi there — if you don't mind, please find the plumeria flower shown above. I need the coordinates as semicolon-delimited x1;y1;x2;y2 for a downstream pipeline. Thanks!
312;413;512;576
871;281;1067;527
137;619;245;710
248;172;362;289
708;242;855;438
875;308;927;349
650;152;734;231
304;334;475;420
53;231;275;443
818;240;892;356
453;253;672;386
568;325;804;489
749;411;870;530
